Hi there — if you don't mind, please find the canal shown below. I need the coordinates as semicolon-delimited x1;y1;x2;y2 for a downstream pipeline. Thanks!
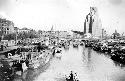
26;45;125;81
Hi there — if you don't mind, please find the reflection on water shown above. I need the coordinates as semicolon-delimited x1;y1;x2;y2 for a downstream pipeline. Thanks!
34;46;125;81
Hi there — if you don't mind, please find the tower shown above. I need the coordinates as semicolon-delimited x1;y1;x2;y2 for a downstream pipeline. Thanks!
84;7;102;38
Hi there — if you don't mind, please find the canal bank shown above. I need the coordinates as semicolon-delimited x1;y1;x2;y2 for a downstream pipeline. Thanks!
34;45;125;81
12;50;54;81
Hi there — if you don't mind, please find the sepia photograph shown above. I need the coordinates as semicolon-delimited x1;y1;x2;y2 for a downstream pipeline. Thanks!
0;0;125;81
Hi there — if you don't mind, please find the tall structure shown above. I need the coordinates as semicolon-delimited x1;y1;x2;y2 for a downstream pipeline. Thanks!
84;7;102;38
112;30;120;39
102;29;107;38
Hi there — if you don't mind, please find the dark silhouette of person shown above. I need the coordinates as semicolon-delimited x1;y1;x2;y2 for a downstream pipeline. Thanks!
37;42;41;52
69;71;74;80
66;71;74;81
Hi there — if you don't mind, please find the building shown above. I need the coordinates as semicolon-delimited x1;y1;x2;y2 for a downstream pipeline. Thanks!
71;30;84;38
0;18;14;35
55;31;70;38
14;27;20;33
84;7;102;38
38;30;71;38
18;27;31;33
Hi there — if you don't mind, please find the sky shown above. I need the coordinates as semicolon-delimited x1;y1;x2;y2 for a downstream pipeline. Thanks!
0;0;125;35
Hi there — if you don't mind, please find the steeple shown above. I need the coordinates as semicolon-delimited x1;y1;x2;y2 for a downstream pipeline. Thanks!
50;25;54;32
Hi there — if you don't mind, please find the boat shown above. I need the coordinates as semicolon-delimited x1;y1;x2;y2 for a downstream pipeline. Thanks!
80;42;84;46
64;44;69;49
54;47;62;58
32;60;40;69
55;47;62;53
28;58;40;69
45;54;51;64
55;52;62;58
28;49;52;69
73;43;78;47
65;71;79;81
22;62;28;72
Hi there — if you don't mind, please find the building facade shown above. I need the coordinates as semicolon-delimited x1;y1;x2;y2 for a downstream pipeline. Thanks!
18;27;31;33
0;18;14;35
39;30;71;38
84;7;102;38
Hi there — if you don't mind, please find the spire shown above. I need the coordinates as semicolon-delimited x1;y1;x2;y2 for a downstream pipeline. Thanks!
51;25;54;32
115;29;117;33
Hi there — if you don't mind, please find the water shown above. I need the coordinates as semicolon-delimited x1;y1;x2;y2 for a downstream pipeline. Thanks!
21;46;125;81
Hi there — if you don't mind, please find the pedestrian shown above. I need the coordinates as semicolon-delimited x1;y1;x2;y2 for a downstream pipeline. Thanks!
69;71;74;80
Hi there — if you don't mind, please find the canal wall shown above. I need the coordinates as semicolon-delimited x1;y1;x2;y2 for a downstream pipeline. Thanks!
13;49;54;81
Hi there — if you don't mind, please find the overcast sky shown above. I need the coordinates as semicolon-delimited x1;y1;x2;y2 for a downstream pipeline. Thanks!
0;0;125;35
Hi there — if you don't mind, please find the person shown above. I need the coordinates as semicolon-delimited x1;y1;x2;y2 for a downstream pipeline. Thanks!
65;71;74;81
37;42;41;52
69;71;74;80
1;45;3;51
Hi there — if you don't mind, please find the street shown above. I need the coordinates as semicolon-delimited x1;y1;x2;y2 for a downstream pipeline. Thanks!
33;45;125;81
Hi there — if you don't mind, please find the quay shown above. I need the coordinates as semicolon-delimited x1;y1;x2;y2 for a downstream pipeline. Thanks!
0;38;55;81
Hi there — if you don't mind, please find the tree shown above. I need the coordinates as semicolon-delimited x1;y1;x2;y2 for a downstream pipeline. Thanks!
3;33;16;40
3;31;38;40
17;32;38;40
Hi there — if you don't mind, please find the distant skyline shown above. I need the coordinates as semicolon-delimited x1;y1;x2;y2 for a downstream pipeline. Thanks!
0;0;125;35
